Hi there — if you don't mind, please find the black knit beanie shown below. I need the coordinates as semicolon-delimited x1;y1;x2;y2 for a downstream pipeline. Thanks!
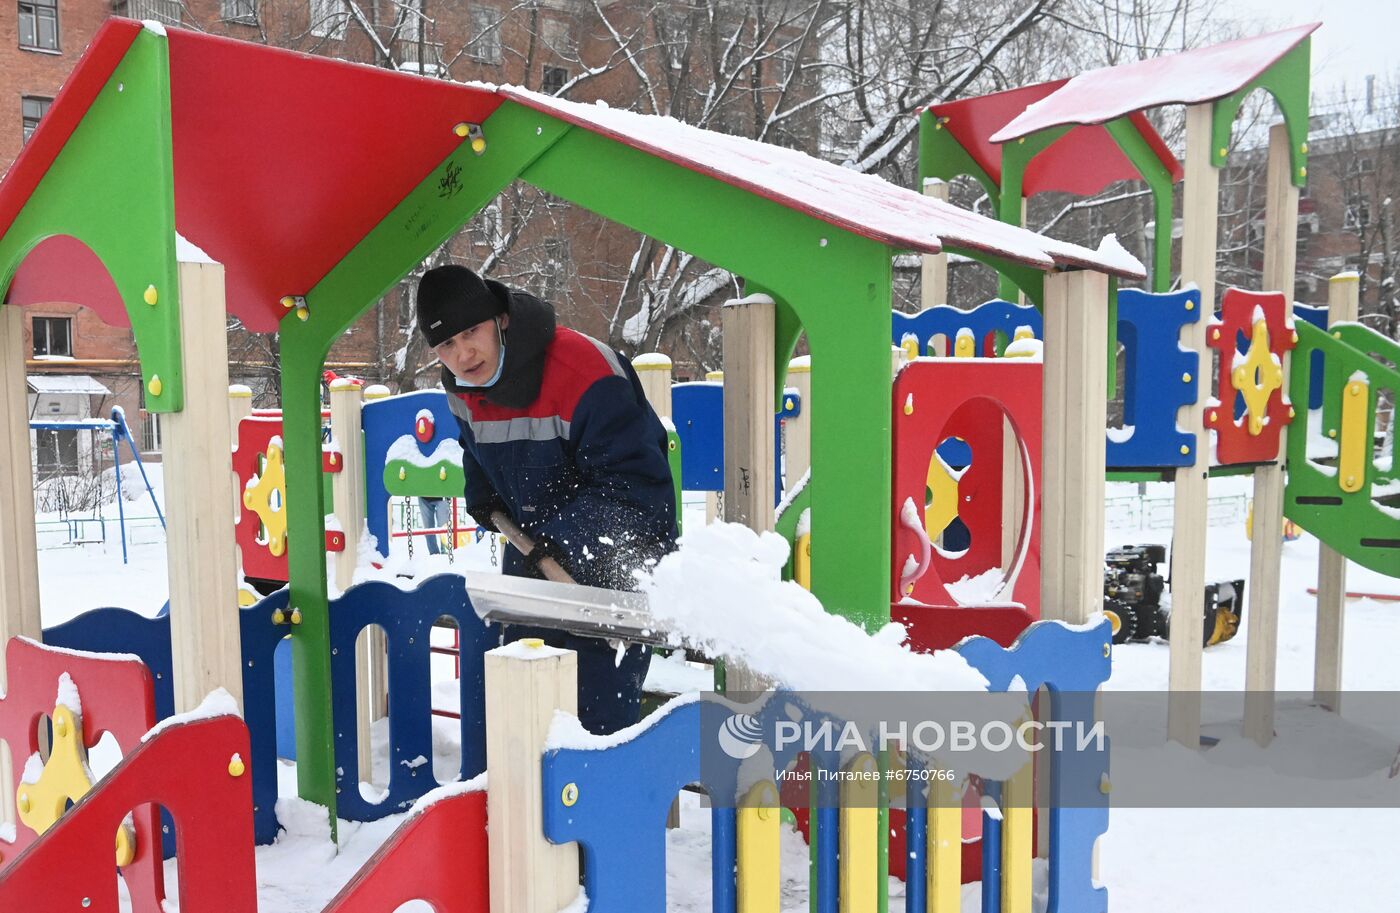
416;265;507;347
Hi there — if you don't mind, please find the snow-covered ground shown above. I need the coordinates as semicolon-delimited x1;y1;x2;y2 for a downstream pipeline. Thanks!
20;481;1400;911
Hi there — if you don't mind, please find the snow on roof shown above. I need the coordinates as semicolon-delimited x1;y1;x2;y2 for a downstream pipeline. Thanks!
27;374;112;395
503;88;1144;279
992;24;1319;143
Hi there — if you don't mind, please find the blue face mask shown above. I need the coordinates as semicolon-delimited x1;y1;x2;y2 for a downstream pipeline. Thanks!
452;317;507;389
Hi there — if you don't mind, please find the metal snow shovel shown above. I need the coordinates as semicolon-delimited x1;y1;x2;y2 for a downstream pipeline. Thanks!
463;511;669;646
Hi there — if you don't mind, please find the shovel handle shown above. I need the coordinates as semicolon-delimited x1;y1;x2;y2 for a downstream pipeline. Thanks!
490;511;575;585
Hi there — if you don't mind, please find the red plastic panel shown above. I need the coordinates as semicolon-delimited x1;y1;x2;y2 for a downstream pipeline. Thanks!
929;83;1180;197
164;29;504;331
894;605;1035;654
1205;288;1295;464
6;234;129;327
0;715;256;913
892;360;1043;616
322;789;490;913
0;637;161;910
993;23;1319;141
233;415;287;582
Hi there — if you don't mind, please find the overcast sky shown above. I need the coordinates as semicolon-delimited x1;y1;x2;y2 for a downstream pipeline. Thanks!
1214;0;1398;99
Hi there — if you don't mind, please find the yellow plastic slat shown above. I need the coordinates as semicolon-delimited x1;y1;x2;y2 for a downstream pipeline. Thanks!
795;533;812;591
1338;376;1370;493
839;753;879;913
737;781;780;913
1001;759;1035;913
927;775;962;913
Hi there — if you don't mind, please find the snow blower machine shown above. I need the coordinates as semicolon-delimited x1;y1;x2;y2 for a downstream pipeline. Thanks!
1102;544;1245;647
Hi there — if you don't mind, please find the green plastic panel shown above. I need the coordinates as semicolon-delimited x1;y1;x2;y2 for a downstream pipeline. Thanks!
1285;320;1399;578
1211;37;1311;186
0;30;182;410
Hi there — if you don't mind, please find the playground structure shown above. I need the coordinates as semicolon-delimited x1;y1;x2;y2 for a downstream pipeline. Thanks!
0;17;1393;913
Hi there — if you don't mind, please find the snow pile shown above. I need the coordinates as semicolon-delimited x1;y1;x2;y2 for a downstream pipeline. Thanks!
140;688;241;743
945;567;1007;604
637;522;989;693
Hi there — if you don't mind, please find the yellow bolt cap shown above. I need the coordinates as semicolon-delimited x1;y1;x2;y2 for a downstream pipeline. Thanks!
1179;444;1190;455
55;716;67;737
280;295;297;309
471;137;487;154
143;285;158;306
453;122;470;137
439;466;447;481
1185;301;1195;311
561;782;579;806
1182;373;1192;383
18;793;30;813
229;756;246;777
272;609;286;625
147;375;162;397
522;637;545;648
398;467;407;481
290;609;303;625
296;306;310;322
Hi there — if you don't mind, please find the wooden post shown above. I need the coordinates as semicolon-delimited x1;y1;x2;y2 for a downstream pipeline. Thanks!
229;385;252;535
722;296;776;533
921;180;950;308
785;356;811;490
705;369;724;525
1243;123;1300;745
1168;103;1220;748
723;295;776;693
1040;270;1110;625
485;639;580;913
0;303;41;829
164;261;242;712
329;379;380;777
1315;273;1360;711
632;353;673;419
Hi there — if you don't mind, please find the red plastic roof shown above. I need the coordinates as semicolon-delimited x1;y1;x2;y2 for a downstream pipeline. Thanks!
992;23;1320;142
1;21;1143;329
926;81;1182;196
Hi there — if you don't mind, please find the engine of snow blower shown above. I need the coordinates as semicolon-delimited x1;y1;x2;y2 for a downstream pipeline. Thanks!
1103;544;1244;647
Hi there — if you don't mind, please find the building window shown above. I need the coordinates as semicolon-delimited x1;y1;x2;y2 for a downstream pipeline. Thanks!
539;237;570;299
122;0;182;25
309;0;347;39
220;0;257;24
1346;156;1375;176
18;0;59;52
541;65;569;95
35;428;79;473
469;6;501;64
21;96;50;144
541;19;576;58
140;412;162;453
32;315;72;357
1344;192;1371;230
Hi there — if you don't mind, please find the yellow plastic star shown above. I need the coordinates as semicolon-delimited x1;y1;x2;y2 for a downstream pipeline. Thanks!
1228;318;1284;436
243;439;289;557
17;702;135;866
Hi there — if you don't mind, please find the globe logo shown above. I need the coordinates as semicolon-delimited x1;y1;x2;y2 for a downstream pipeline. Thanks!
717;713;764;760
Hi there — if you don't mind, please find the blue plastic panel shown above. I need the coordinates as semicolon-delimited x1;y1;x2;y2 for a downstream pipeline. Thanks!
891;300;1043;355
328;574;496;820
1107;289;1202;468
671;382;783;498
362;389;460;558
